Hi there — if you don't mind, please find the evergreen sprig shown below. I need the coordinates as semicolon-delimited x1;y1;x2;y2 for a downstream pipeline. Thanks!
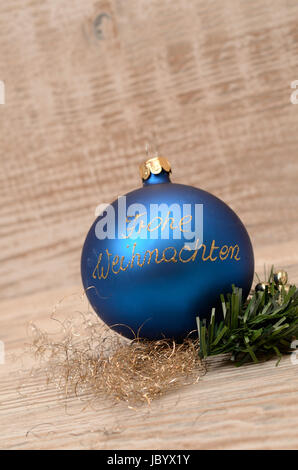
196;272;298;365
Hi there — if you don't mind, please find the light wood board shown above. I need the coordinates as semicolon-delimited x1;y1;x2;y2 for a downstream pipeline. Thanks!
0;0;298;450
0;274;298;451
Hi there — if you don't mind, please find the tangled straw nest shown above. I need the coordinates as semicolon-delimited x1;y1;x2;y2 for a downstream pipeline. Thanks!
28;311;205;406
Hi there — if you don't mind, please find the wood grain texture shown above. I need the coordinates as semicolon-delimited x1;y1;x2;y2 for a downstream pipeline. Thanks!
0;0;298;450
1;277;298;451
0;0;298;299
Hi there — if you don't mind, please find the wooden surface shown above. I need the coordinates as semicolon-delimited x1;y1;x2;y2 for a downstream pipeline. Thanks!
0;0;298;450
1;281;298;450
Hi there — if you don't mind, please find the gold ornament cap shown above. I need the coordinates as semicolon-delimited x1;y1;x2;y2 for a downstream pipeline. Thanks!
139;156;171;180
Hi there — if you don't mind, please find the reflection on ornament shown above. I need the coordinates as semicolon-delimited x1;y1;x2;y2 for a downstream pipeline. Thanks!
254;271;291;296
274;270;288;286
255;282;267;292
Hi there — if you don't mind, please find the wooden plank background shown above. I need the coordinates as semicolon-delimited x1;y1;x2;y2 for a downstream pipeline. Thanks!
0;0;298;450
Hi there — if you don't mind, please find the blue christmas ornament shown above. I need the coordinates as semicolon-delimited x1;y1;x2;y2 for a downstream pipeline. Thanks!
81;157;254;340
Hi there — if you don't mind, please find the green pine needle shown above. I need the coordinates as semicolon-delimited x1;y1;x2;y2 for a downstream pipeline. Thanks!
196;273;298;365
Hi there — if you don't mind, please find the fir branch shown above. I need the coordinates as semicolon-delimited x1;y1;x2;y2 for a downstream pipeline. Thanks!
197;275;298;365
